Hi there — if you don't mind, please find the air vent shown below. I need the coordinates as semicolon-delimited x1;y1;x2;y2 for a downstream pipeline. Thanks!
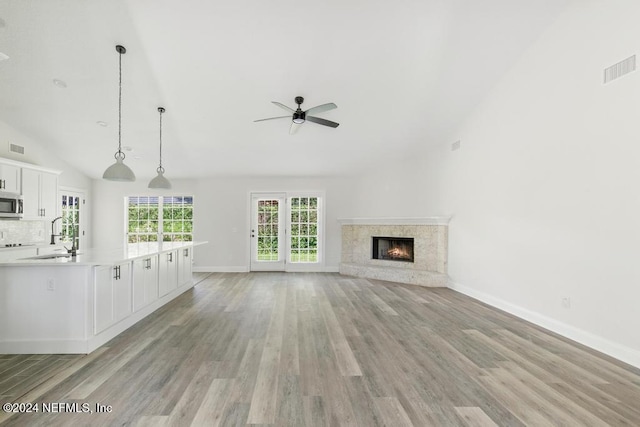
604;55;636;84
451;140;461;151
9;143;25;155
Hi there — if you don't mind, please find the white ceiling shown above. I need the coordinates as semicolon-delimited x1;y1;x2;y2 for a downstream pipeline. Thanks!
0;0;571;179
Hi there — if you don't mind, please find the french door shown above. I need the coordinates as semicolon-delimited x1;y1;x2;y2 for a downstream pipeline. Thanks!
250;192;323;272
59;189;85;250
250;193;286;271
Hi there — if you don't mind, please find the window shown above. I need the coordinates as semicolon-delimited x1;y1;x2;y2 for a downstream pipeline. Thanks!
127;196;193;244
289;196;319;263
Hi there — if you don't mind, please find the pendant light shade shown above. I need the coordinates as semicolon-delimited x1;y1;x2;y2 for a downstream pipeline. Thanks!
148;107;171;189
103;45;136;182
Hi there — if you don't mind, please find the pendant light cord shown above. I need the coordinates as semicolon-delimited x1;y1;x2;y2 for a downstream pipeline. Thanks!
158;108;165;173
116;47;124;160
118;50;122;153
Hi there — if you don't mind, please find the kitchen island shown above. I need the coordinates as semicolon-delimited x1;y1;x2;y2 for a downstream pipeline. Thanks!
0;241;206;354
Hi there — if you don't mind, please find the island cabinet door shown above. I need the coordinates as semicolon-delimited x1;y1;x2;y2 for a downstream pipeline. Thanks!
113;262;132;322
145;255;159;303
177;247;193;287
94;266;114;334
158;251;178;297
133;256;159;312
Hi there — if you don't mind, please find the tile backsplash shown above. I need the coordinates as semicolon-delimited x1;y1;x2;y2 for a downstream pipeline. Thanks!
0;219;47;244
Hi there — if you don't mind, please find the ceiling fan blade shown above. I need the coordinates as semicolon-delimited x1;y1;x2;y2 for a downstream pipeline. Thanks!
306;115;339;128
272;101;295;113
254;116;290;122
305;102;337;115
289;121;302;135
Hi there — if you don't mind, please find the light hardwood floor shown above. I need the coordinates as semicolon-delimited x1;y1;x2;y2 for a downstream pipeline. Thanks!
1;272;640;426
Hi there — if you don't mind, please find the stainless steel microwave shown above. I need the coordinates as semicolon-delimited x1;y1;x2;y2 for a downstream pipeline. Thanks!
0;192;24;218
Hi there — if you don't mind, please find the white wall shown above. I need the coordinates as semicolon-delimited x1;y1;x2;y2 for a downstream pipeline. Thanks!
92;175;357;271
0;120;93;246
426;0;640;368
0;120;92;189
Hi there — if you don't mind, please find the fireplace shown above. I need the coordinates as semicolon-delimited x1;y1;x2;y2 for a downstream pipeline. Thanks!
372;236;414;262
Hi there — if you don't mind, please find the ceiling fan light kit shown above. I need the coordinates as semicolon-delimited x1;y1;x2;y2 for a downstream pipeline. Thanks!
103;45;136;182
255;96;339;134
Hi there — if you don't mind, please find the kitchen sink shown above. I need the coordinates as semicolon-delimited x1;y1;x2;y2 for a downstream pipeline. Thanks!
24;253;74;260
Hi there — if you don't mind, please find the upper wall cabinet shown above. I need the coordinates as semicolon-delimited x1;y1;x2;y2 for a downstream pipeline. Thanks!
0;163;21;193
22;168;59;219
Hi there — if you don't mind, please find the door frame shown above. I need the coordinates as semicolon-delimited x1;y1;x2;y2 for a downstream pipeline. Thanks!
249;191;326;272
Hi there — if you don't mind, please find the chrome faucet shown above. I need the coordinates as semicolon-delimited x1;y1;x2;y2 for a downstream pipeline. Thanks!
50;216;63;245
65;225;78;257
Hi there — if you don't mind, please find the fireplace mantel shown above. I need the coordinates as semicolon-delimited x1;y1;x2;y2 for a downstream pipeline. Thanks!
339;219;449;287
337;217;451;226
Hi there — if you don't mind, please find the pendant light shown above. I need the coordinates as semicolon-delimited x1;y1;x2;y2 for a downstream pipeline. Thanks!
103;45;136;181
148;107;172;189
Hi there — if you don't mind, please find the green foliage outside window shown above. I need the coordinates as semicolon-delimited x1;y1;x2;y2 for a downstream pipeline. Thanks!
127;196;193;243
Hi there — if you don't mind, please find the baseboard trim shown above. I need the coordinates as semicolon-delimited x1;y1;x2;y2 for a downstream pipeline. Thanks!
448;281;640;370
193;266;339;273
194;266;249;273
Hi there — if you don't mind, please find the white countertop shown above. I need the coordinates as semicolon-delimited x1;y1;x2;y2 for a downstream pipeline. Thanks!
0;241;207;267
0;243;66;252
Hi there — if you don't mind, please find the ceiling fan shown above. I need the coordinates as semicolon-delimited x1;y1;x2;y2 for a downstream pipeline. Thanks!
254;96;339;134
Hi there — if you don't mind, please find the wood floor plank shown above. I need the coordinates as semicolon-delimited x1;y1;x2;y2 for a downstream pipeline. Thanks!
455;407;499;427
246;282;286;424
65;337;155;399
165;361;219;426
191;378;232;426
374;396;414;427
1;272;640;426
302;396;327;427
315;283;363;377
497;361;610;426
133;415;168;426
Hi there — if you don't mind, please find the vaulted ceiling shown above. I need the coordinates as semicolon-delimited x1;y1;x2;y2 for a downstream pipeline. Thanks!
0;0;571;179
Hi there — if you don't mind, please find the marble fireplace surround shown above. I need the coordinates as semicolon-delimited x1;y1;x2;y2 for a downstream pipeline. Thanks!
339;217;450;287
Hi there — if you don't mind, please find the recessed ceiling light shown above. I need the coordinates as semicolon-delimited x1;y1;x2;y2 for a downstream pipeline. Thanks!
52;79;67;88
96;121;108;127
0;52;8;62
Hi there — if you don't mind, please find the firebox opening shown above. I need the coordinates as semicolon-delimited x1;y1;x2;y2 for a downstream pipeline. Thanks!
372;236;414;262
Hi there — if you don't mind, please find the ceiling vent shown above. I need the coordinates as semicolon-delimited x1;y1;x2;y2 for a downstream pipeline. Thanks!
603;55;636;84
9;143;25;155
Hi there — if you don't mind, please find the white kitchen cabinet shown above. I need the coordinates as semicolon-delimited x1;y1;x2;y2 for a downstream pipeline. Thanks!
94;262;132;334
0;163;21;193
113;263;132;322
177;246;193;286
132;255;158;312
94;266;114;334
21;168;59;219
158;250;178;297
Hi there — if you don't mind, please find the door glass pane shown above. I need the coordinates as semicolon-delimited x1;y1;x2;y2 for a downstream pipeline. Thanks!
290;197;319;263
60;194;80;249
257;200;279;261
